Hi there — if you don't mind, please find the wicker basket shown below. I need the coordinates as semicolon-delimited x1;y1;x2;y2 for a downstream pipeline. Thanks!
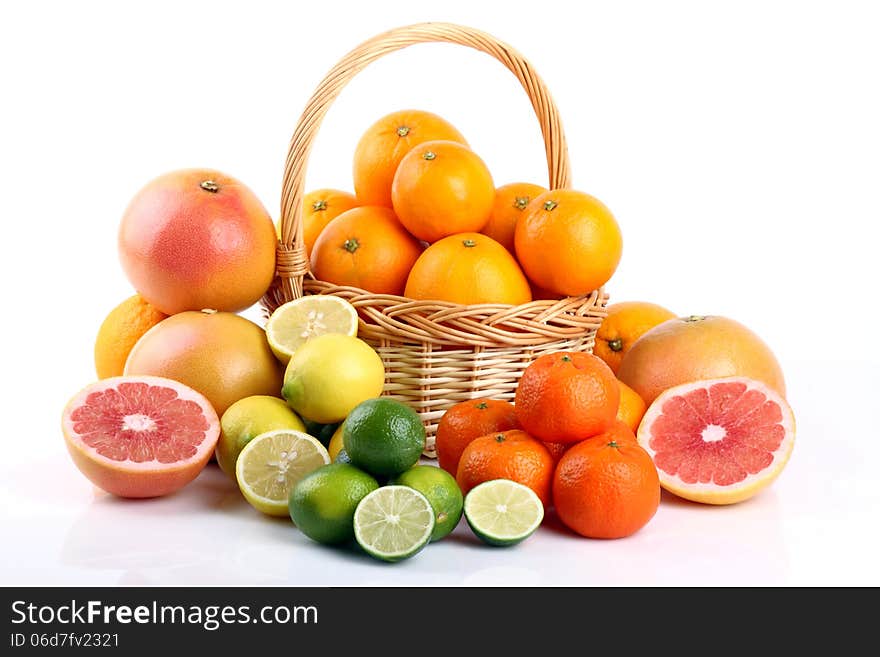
262;22;610;456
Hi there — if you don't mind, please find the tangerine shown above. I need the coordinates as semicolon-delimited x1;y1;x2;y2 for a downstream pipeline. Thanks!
514;351;619;444
456;430;554;506
553;429;660;539
435;399;520;475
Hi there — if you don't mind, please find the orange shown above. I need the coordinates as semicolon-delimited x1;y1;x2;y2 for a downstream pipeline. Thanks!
593;301;677;374
435;399;520;475
94;294;168;379
404;233;531;305
123;310;284;417
543;441;571;465
482;182;546;253
456;430;554;506
553;429;660;539
514;189;623;297
514;351;619;444
617;314;787;406
118;168;276;315
296;189;359;257
391;140;495;243
616;379;647;433
353;110;467;207
310;206;423;296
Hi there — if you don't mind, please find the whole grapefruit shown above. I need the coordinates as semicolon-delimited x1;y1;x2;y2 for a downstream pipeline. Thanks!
123;310;284;416
118;169;277;315
617;315;786;405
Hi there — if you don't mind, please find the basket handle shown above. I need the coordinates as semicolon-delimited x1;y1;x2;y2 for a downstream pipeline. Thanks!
267;22;572;310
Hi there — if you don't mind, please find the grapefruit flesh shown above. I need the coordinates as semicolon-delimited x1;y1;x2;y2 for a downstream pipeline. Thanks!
637;377;795;505
61;376;220;498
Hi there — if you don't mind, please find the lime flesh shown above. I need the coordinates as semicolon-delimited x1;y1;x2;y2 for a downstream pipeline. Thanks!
354;486;435;562
464;479;544;546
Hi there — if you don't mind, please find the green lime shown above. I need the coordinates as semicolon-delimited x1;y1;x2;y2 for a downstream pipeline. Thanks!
216;395;306;479
334;449;352;464
343;398;425;477
391;465;463;541
288;463;379;545
463;479;544;546
282;334;385;424
302;419;341;449
353;486;435;562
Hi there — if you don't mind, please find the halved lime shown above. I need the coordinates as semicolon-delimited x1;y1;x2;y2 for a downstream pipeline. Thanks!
236;429;330;516
266;295;359;364
463;479;544;546
353;485;435;562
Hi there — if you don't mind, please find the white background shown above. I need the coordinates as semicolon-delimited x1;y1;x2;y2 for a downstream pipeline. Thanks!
2;0;878;586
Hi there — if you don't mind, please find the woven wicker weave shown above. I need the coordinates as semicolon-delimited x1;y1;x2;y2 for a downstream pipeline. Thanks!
263;22;610;456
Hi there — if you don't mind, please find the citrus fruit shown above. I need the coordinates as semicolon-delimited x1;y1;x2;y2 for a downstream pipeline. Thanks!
404;233;532;305
93;294;168;379
553;429;660;539
456;430;554;506
514;351;620;444
288;463;379;545
637;376;796;505
353;486;435;562
543;441;570;464
302;419;340;446
282;333;385;424
291;188;359;255
514;189;623;297
482;182;547;253
617;315;787;406
216;396;306;479
593;301;677;374
124;309;283;417
266;295;359;365
392;140;495;243
61;376;220;498
391;465;464;541
235;429;330;516
343;398;425;476
617;380;647;433
435;399;520;476
464;479;544;547
353;109;467;207
118;168;276;314
327;423;345;461
310;206;423;296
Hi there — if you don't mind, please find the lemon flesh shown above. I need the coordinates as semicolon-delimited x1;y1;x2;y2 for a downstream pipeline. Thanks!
236;429;330;516
266;296;358;365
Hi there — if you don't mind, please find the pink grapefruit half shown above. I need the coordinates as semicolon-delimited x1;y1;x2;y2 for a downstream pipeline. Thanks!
637;377;795;505
61;376;220;498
